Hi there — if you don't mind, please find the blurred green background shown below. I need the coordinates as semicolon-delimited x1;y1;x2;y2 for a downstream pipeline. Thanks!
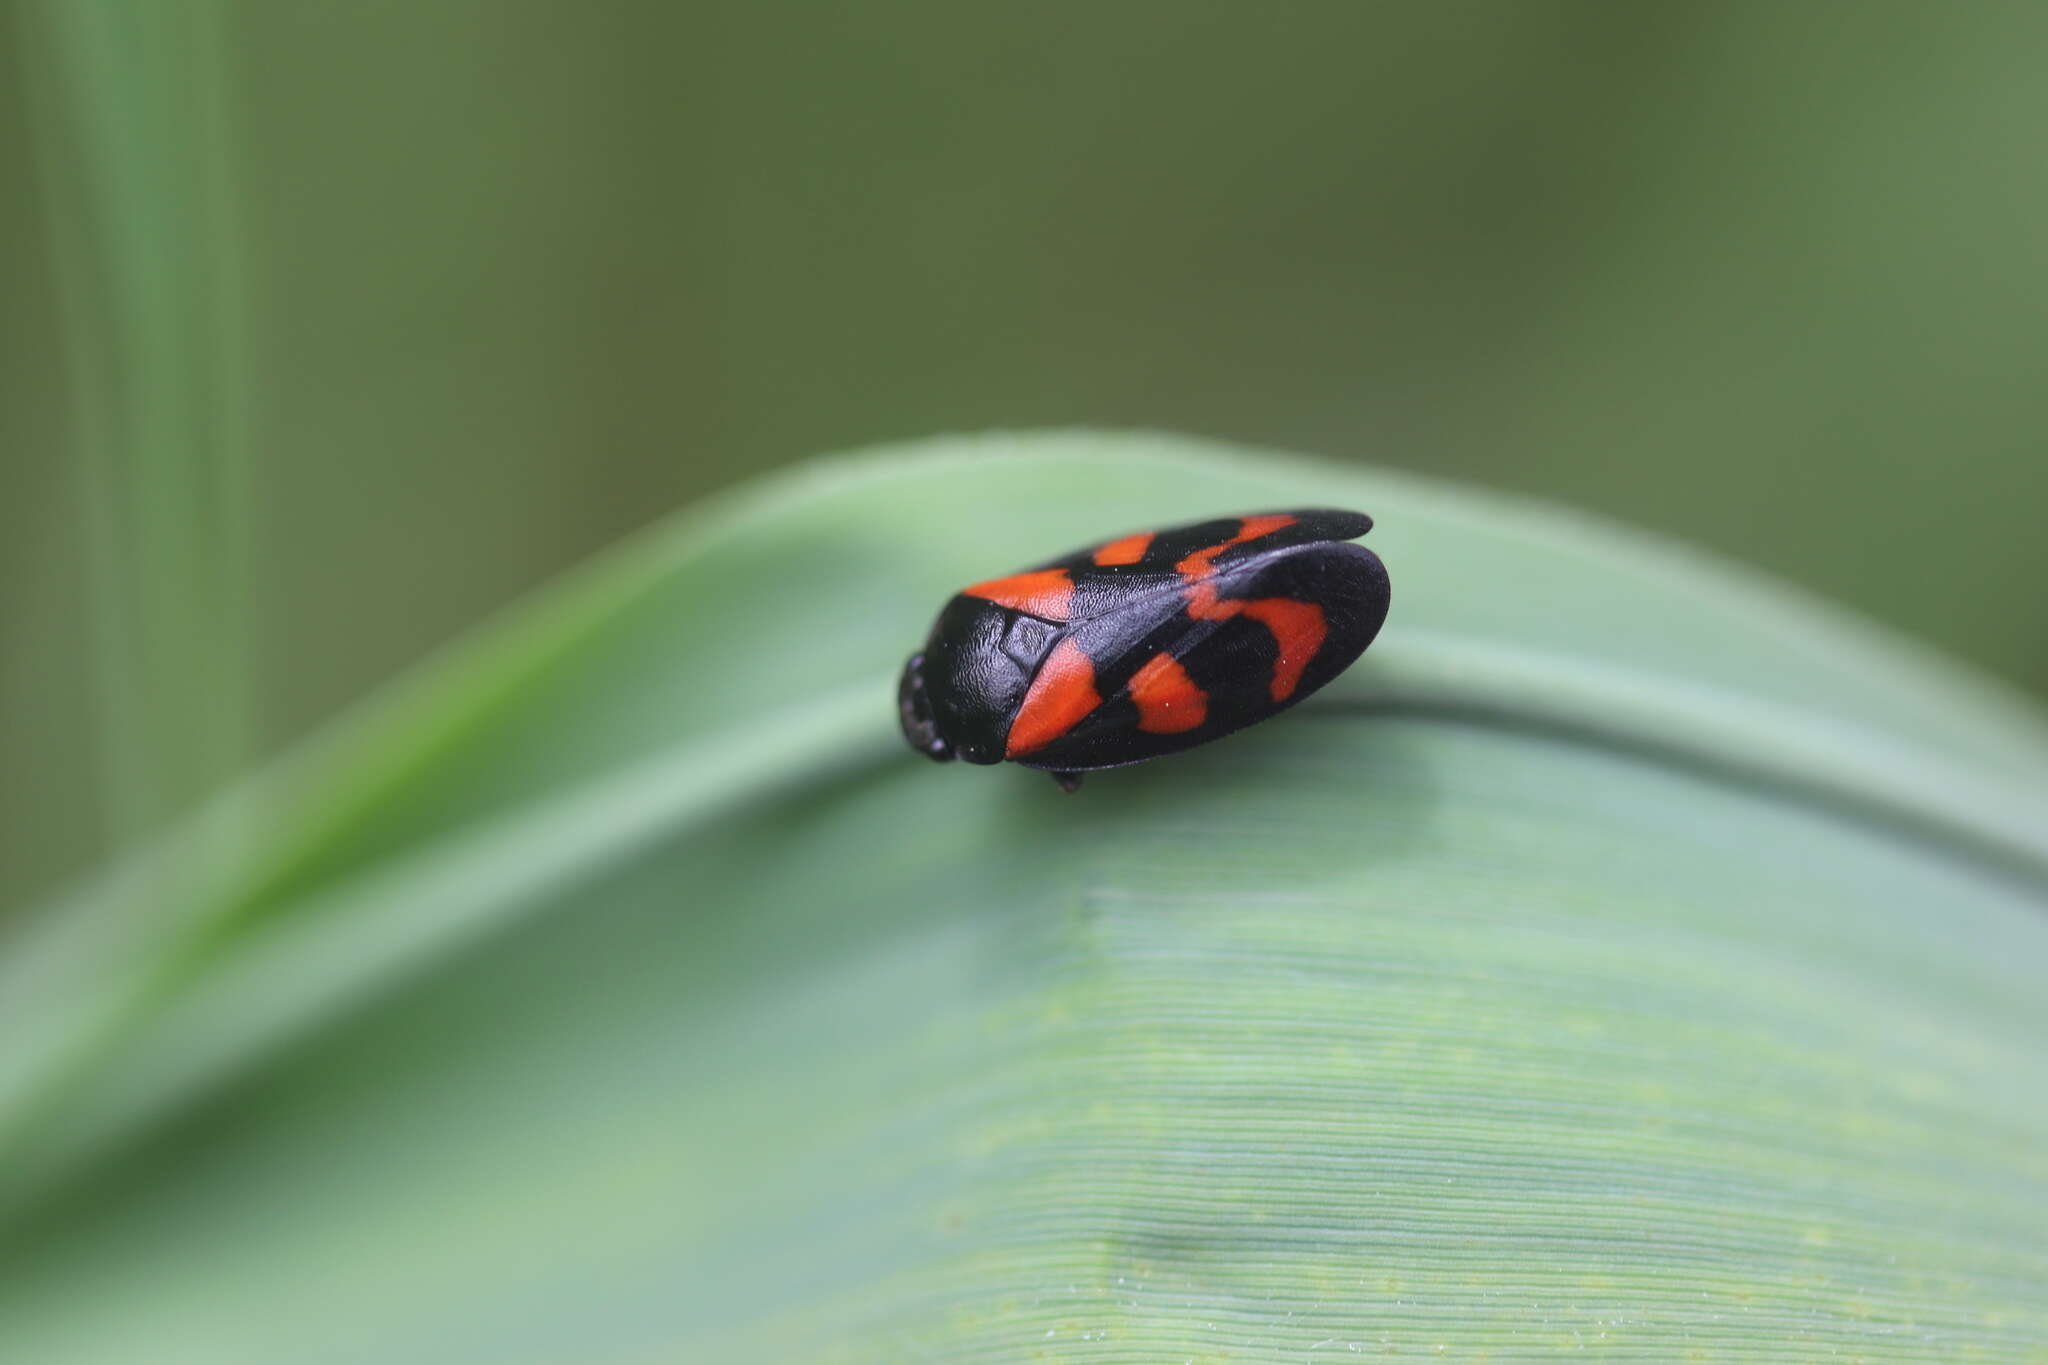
5;0;2047;914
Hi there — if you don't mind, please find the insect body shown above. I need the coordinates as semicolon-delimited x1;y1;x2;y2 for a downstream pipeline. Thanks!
898;509;1390;790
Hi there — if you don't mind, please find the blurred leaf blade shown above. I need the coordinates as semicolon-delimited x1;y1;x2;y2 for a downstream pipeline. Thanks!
2;434;2046;1361
15;0;255;851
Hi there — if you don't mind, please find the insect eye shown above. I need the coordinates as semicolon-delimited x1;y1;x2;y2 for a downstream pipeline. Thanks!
897;654;954;762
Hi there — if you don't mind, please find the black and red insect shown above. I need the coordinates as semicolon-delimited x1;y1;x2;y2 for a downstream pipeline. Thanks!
898;509;1390;791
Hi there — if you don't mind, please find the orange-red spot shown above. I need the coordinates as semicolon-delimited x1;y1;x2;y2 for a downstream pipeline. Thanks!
1174;513;1298;580
1128;651;1208;733
1239;598;1326;700
962;568;1073;620
1185;576;1328;702
1005;638;1101;757
1092;531;1154;567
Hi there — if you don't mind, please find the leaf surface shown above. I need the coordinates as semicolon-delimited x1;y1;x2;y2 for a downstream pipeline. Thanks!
2;433;2045;1362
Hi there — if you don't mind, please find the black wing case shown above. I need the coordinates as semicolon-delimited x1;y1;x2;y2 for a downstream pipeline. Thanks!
1013;538;1390;773
1027;509;1374;618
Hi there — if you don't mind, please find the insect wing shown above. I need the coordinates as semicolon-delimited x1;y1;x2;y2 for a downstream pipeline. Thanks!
958;509;1373;626
1044;507;1370;572
1007;539;1389;771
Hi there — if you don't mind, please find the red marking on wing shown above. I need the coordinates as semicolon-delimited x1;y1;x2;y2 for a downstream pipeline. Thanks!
1238;598;1327;700
1184;576;1328;703
1092;531;1154;567
1006;638;1101;757
1128;651;1208;733
962;568;1074;620
1184;580;1226;618
1174;513;1298;580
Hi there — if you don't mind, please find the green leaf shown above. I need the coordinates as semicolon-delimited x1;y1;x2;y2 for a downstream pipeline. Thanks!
13;0;257;857
3;432;2046;1362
